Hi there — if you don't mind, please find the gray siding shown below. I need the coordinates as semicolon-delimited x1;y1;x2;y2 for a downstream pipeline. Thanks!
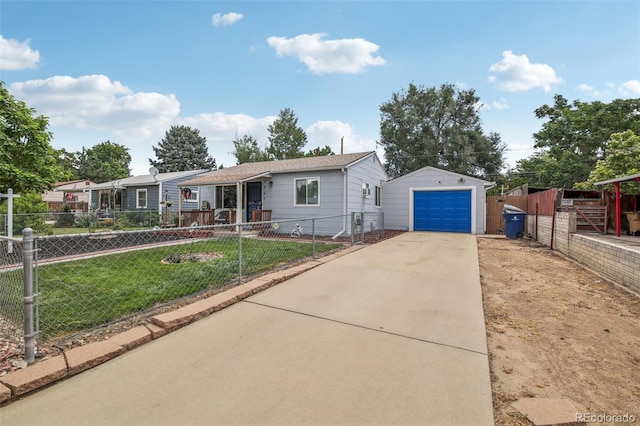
345;154;388;234
263;154;387;236
266;170;345;236
124;185;159;211
382;167;488;234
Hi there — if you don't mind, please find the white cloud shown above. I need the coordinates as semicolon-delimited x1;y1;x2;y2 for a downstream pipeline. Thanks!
619;80;640;96
9;75;180;140
179;112;275;147
0;36;41;70
267;33;386;74
212;12;244;27
307;120;379;157
576;83;610;98
488;50;562;92
492;98;509;110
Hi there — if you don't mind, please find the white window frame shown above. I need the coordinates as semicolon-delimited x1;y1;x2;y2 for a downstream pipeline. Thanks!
294;177;320;206
375;186;382;208
362;182;371;198
184;189;199;203
136;189;147;209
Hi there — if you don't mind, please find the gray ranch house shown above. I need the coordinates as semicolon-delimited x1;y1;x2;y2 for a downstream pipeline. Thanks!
177;151;388;238
382;166;493;234
86;169;209;218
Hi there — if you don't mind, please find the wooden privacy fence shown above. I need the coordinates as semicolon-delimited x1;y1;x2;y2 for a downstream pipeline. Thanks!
486;195;527;234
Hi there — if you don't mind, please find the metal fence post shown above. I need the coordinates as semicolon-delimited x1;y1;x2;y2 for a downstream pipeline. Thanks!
312;218;316;258
360;211;365;242
23;228;35;364
351;212;355;246
238;224;243;283
381;211;385;237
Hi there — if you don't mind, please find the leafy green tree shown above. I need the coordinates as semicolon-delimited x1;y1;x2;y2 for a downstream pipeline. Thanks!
55;148;80;181
231;134;270;164
378;83;505;179
78;141;131;183
577;130;640;195
266;108;308;160
0;191;52;235
511;150;590;189
150;125;216;172
0;81;62;194
305;145;335;157
531;95;640;187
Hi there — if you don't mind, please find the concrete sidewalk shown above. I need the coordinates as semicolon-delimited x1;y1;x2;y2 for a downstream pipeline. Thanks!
0;232;494;425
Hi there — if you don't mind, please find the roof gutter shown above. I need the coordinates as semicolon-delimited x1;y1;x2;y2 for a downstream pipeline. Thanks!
332;167;348;240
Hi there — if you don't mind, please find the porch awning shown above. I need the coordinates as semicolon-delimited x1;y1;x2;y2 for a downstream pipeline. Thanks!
179;172;271;187
594;172;640;237
86;183;126;190
593;172;640;186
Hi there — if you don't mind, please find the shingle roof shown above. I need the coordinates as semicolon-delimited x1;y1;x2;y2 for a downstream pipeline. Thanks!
88;169;210;190
180;152;376;186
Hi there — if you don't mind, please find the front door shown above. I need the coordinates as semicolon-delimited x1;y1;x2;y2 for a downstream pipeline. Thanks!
246;182;262;222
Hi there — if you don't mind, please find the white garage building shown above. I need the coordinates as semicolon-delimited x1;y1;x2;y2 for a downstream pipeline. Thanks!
382;166;493;234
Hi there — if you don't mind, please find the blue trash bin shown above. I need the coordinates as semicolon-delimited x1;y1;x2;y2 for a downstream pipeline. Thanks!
503;212;527;238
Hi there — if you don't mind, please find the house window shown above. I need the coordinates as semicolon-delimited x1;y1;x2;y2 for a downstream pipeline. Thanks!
362;182;371;198
295;178;319;206
215;185;237;208
375;186;381;207
183;188;199;203
136;189;147;209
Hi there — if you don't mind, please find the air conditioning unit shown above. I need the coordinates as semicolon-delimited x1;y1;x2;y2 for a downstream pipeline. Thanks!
362;183;371;198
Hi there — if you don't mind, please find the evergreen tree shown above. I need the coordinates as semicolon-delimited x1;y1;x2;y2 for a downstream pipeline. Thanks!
266;108;307;160
305;145;335;157
150;125;216;172
231;134;270;164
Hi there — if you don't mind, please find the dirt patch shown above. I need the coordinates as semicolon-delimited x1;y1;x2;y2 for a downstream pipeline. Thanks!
478;236;640;425
160;252;223;264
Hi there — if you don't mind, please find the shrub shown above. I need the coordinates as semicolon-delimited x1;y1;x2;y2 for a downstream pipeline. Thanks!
55;204;76;228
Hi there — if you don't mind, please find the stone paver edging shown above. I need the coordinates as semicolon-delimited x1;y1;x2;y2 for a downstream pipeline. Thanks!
0;246;363;405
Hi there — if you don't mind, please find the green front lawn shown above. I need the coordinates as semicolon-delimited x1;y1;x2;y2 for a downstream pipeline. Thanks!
6;237;341;340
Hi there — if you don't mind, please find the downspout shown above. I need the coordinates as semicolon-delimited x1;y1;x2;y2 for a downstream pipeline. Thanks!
332;167;347;240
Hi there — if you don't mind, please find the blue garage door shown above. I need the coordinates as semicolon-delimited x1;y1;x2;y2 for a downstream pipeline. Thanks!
413;190;472;233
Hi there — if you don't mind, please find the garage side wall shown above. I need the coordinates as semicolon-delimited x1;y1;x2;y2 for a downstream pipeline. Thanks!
382;169;487;234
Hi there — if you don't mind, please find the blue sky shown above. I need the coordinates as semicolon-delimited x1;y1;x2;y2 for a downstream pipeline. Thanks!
2;1;639;177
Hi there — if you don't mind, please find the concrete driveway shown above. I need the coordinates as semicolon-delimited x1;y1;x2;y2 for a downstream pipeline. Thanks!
0;232;494;426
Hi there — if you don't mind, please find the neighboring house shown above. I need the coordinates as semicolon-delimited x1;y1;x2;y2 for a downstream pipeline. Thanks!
177;152;388;237
42;180;94;212
382;167;493;234
86;170;209;217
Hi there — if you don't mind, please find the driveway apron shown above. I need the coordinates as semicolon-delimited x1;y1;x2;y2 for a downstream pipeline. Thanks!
0;232;494;426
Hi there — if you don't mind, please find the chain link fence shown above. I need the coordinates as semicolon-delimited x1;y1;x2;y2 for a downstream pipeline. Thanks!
2;211;163;237
1;212;386;359
0;236;25;328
